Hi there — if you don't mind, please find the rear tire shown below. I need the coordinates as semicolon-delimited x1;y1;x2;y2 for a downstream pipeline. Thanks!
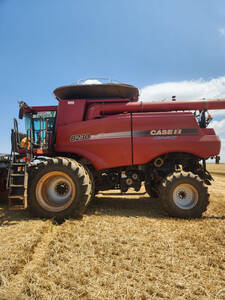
159;172;209;218
28;157;92;219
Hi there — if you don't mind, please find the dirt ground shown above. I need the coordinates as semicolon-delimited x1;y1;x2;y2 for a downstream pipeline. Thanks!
0;167;224;299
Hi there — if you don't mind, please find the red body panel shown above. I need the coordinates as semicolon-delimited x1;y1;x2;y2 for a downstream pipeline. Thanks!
55;114;132;169
56;100;87;126
55;106;221;170
25;105;57;113
132;112;220;165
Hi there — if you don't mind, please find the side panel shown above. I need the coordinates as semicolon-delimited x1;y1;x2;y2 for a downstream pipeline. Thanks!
56;100;87;126
132;112;221;164
55;114;132;170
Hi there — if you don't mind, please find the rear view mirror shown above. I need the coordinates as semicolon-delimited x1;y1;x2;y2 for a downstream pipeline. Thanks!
19;107;24;119
18;101;29;119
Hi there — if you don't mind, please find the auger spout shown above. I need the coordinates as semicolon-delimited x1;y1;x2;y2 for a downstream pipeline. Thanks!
86;99;225;119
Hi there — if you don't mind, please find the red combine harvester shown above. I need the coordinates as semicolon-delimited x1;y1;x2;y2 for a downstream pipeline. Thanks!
1;82;225;219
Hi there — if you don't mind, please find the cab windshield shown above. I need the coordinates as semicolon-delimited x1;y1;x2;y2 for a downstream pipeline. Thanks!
25;111;56;149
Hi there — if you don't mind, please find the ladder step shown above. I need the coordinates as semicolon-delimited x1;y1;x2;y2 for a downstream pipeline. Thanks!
8;154;28;210
9;190;24;196
8;205;26;210
10;174;25;177
8;195;24;199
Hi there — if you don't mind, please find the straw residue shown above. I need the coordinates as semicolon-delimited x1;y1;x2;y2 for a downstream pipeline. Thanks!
0;167;224;299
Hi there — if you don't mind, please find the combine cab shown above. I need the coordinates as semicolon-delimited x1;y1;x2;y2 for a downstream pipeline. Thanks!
3;82;225;219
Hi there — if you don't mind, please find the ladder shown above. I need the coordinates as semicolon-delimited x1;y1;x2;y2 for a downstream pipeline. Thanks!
7;155;28;210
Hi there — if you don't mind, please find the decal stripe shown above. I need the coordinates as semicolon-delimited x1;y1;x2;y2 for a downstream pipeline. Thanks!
70;128;199;142
181;129;199;136
90;131;131;140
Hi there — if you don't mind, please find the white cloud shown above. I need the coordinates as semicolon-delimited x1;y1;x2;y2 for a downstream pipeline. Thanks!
218;28;225;36
209;114;225;162
219;138;225;160
140;76;225;102
82;79;102;85
210;119;225;135
208;109;225;117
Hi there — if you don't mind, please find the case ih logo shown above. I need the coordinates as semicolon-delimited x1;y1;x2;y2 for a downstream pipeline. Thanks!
150;129;182;136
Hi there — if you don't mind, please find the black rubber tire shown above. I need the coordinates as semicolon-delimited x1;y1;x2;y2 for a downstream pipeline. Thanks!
28;157;92;219
81;164;95;199
145;182;159;198
159;171;209;218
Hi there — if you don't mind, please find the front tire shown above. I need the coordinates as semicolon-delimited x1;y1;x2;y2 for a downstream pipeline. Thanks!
159;172;209;218
28;157;92;219
145;181;159;198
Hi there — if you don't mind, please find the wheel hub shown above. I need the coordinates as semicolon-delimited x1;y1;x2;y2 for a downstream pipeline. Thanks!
55;182;69;196
36;171;76;212
178;191;186;199
173;183;198;210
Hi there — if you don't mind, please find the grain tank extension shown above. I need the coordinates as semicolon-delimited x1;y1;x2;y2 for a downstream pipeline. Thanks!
5;82;225;219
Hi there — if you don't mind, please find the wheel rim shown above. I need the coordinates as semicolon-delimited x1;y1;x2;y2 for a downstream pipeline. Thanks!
173;183;198;210
36;171;76;212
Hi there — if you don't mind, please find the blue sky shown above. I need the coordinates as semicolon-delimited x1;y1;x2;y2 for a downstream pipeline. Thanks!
1;0;225;157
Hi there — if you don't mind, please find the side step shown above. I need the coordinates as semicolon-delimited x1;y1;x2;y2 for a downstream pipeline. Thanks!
8;162;28;210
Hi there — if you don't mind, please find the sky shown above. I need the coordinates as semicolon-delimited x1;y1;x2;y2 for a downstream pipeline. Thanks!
1;0;225;160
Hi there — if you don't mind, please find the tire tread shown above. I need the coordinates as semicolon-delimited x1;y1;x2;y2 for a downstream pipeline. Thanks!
159;171;209;218
28;157;92;219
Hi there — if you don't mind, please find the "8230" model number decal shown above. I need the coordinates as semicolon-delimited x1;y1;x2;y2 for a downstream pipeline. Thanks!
70;134;90;142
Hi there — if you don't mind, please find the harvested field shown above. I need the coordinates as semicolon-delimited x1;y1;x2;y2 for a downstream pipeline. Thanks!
207;163;225;176
0;173;224;299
